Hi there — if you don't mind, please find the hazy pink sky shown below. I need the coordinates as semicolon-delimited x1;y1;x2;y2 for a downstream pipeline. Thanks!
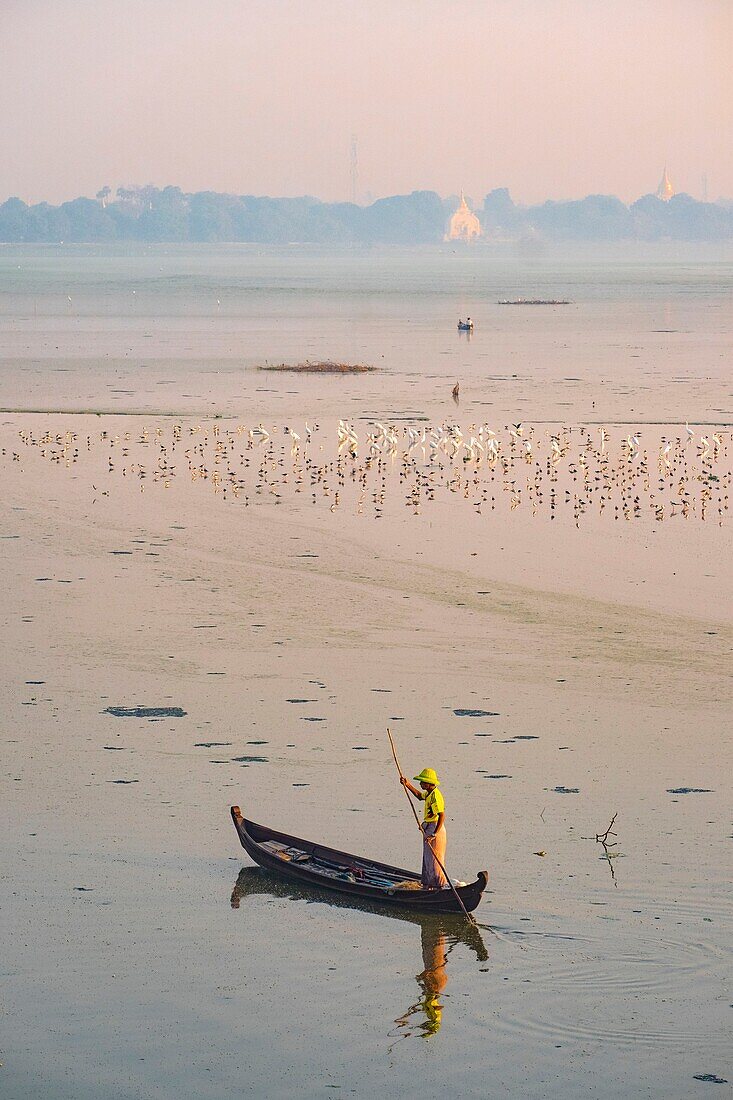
2;0;731;206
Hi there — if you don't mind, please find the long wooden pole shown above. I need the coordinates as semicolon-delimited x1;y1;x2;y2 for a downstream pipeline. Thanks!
387;728;477;927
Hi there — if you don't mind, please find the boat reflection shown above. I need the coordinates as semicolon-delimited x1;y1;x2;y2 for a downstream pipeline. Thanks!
230;866;488;1039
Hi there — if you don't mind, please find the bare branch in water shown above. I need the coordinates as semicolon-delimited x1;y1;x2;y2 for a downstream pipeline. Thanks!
596;812;618;846
595;813;619;887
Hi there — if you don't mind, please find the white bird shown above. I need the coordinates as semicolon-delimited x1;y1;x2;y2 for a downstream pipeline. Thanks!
447;425;463;456
486;438;500;463
622;435;638;460
685;421;694;443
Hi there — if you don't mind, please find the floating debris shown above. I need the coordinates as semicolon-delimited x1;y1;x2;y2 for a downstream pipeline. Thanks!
498;299;571;306
259;360;376;373
104;706;187;719
454;708;500;718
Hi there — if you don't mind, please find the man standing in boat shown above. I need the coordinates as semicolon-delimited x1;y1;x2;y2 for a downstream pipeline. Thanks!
400;768;447;889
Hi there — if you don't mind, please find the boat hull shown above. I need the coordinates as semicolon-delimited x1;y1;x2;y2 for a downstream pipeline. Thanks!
231;806;488;914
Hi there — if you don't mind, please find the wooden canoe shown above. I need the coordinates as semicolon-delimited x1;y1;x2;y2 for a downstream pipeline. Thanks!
231;806;489;914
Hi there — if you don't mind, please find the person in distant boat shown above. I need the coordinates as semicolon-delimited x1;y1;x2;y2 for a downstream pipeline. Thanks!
400;768;447;889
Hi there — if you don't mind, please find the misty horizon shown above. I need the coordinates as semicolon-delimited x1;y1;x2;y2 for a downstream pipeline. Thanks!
4;177;731;210
2;1;731;208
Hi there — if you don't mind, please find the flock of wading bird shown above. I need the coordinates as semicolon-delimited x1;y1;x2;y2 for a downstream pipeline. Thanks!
7;418;730;526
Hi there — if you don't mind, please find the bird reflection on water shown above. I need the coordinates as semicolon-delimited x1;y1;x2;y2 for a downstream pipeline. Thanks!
230;867;488;1040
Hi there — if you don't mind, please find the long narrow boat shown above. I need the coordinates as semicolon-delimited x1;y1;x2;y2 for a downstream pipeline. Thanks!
231;806;489;914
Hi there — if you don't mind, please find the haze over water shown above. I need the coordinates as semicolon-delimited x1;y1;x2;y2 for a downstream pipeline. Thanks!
1;242;731;1098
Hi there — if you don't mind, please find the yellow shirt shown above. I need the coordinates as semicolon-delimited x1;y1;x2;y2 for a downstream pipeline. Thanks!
420;787;445;823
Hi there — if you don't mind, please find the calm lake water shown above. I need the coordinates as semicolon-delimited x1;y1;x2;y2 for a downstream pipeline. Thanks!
0;241;731;421
1;244;731;1099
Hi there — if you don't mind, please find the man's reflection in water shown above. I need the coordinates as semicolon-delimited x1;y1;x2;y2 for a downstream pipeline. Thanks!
394;923;448;1038
230;868;488;1040
393;918;488;1040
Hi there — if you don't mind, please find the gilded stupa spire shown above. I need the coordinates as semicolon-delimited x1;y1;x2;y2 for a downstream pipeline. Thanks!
656;167;675;202
447;190;481;241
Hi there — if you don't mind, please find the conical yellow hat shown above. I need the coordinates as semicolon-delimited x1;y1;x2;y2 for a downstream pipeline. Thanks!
414;768;440;786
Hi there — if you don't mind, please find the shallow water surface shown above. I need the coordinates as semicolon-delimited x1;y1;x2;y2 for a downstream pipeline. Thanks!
1;245;731;1099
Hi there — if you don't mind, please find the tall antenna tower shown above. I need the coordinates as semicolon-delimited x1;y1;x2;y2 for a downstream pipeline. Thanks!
350;135;358;205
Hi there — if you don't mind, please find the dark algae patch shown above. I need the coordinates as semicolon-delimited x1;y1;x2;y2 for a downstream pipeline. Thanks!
667;787;713;795
551;786;580;794
692;1075;728;1084
105;706;187;719
454;708;500;717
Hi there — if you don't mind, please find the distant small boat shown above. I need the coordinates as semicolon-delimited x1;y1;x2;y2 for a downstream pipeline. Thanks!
457;319;474;331
231;806;489;914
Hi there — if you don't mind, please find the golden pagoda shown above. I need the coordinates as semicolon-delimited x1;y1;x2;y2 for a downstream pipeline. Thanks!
656;167;675;202
446;192;481;241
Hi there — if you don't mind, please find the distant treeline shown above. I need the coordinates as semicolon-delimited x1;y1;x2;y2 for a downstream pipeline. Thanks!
0;185;731;244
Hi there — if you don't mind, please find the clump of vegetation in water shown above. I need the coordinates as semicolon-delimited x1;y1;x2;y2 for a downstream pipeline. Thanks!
258;360;376;373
